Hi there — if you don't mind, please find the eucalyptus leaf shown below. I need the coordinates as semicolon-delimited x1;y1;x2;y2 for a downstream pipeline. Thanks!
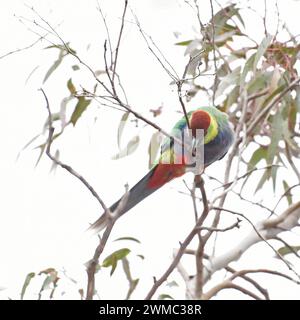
21;272;35;300
43;50;65;84
114;237;141;244
215;66;241;98
102;248;131;276
158;294;174;300
247;147;268;171
70;97;91;126
175;40;192;46
253;35;273;73
240;53;255;87
148;131;163;169
117;112;130;149
67;78;76;94
282;180;292;205
267;111;282;165
112;135;140;160
255;167;271;194
278;245;300;257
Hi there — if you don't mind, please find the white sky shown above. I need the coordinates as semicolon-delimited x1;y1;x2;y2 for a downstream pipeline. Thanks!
0;0;300;300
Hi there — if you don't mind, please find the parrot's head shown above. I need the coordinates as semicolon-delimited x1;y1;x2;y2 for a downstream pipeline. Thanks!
189;108;219;145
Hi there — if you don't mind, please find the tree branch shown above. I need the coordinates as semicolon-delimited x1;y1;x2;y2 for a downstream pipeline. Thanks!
144;176;209;300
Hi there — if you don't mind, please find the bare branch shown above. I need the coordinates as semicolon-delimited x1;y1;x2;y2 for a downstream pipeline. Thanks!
202;280;263;300
203;203;300;284
145;176;209;300
86;186;129;300
39;88;108;212
229;269;300;286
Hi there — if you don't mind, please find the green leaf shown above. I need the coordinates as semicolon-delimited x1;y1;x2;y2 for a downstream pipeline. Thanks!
295;87;300;113
175;40;192;46
267;111;282;165
253;35;273;73
215;66;241;98
214;30;236;44
114;237;141;244
70;97;91;126
210;4;238;34
102;248;131;276
255;167;271;194
137;254;145;260
112;135;140;160
240;53;255;86
44;43;76;54
148;131;163;169
72;65;80;71
261;84;286;109
226;85;240;109
248;147;268;171
167;281;179;288
121;257;139;300
282;180;292;205
247;73;270;94
117;112;130;149
43;50;65;84
17;133;42;160
158;294;174;300
21;272;35;300
271;162;279;193
35;143;46;167
50;150;60;173
39;271;59;298
67;78;76;94
278;245;300;257
288;100;297;132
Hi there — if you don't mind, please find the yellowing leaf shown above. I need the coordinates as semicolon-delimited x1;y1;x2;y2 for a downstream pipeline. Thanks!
67;78;76;94
278;245;300;257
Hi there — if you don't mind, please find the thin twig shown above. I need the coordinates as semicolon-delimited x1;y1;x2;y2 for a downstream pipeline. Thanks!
112;0;128;82
209;0;218;105
0;34;46;60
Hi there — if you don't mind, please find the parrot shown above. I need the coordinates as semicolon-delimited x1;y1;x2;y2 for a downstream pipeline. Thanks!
89;106;234;232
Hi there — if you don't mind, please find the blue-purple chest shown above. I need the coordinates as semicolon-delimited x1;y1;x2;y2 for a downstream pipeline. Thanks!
204;124;234;166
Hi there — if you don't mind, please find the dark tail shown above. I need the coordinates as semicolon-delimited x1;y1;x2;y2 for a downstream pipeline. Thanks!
88;165;160;233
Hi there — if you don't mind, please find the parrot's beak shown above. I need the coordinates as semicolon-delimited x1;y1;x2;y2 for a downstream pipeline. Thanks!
191;137;197;157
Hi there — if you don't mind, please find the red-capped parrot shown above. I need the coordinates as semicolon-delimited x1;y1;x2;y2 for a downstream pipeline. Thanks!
90;106;234;232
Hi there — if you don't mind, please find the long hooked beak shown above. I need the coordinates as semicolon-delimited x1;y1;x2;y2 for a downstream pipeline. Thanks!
191;137;197;157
